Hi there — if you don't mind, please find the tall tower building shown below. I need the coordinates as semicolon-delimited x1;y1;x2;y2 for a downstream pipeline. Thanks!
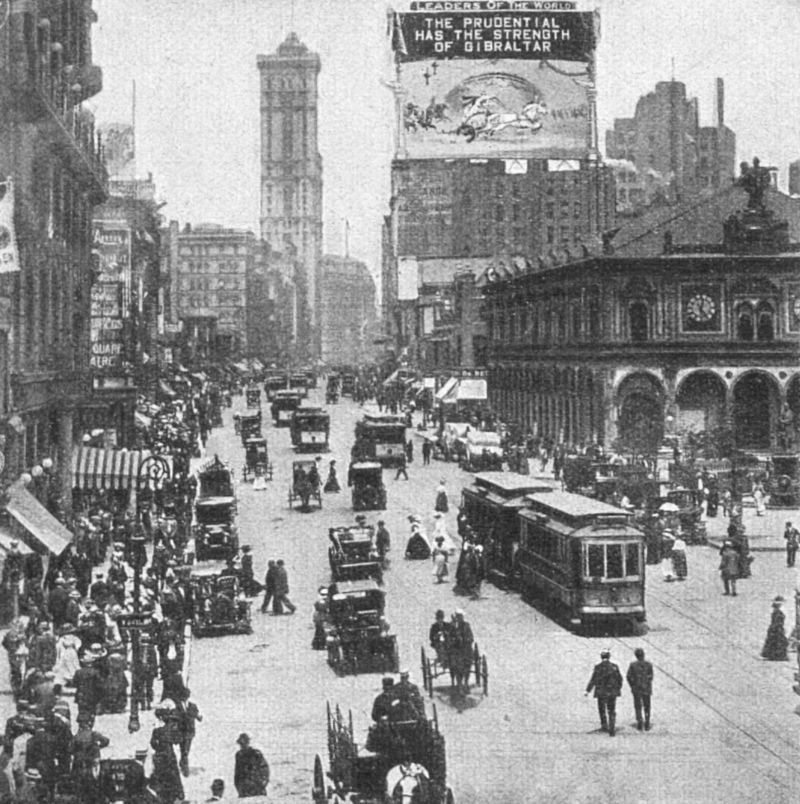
257;33;323;360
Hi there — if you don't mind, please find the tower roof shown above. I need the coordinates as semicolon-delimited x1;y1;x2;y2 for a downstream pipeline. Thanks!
278;32;308;55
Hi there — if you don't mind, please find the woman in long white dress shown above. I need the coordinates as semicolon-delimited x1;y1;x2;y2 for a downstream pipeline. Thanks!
753;480;766;516
53;626;82;687
431;537;449;583
431;513;457;554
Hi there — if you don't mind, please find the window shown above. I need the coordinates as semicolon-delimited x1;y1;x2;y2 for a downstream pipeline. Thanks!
495;205;505;222
736;303;754;341
606;544;624;579
587;544;604;577
626;543;640;576
629;301;649;342
546;227;554;244
756;302;774;341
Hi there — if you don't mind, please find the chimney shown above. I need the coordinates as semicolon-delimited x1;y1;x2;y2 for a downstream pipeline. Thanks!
716;78;724;128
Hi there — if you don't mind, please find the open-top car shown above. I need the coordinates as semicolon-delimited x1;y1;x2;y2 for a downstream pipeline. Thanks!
328;525;382;583
242;437;273;482
325;579;398;674
194;497;238;561
313;702;453;804
348;461;387;511
189;563;252;637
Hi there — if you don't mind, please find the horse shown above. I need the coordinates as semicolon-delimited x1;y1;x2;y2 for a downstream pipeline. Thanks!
484;100;548;137
386;762;433;803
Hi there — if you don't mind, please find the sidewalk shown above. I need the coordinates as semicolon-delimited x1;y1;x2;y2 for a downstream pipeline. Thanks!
703;502;800;552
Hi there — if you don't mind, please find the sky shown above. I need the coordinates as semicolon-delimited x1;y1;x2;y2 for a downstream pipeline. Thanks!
91;0;800;278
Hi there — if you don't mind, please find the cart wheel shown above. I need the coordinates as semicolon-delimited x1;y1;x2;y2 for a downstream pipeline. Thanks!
482;655;488;695
312;754;326;803
288;489;293;508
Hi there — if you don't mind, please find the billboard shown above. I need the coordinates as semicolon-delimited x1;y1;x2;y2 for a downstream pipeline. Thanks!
99;123;135;179
391;8;596;159
90;222;130;371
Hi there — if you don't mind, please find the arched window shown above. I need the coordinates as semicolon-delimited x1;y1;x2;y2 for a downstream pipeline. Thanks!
736;303;754;341
756;302;774;341
629;301;649;343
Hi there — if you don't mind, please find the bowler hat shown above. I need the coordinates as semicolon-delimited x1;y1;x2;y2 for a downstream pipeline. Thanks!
236;733;250;745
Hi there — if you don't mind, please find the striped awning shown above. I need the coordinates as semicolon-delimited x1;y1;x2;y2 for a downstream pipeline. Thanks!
72;447;148;491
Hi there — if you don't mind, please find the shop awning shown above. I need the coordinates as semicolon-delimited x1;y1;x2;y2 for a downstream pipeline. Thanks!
382;369;401;387
0;526;32;556
72;447;148;491
456;378;487;401
6;484;72;556
435;377;458;401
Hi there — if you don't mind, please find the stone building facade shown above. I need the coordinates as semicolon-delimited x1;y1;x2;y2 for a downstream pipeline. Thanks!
173;224;253;362
605;79;736;214
257;33;322;360
484;183;800;455
0;0;107;505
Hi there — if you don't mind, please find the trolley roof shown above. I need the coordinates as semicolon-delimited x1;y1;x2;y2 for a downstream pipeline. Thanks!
522;490;632;523
473;472;554;496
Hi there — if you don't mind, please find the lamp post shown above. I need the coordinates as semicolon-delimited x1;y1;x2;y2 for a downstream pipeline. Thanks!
127;532;147;734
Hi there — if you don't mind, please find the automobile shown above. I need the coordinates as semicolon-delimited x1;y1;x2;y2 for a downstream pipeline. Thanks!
189;564;252;637
442;422;471;463
348;461;387;511
328;525;382;583
288;371;309;399
242;437;273;482
194;497;238;561
325;373;340;404
264;371;288;401
460;430;504;472
245;386;262;408
239;410;262;445
271;390;303;426
290;407;331;451
324;579;399;674
340;373;356;397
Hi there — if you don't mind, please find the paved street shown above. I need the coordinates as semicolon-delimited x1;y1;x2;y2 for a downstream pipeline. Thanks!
6;391;800;802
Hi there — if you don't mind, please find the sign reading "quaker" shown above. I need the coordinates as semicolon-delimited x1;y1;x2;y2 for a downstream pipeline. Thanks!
395;11;595;60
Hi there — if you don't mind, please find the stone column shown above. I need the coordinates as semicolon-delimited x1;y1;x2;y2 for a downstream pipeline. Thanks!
57;406;74;517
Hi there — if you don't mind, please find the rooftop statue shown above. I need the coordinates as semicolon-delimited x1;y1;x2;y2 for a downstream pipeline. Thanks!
737;157;771;212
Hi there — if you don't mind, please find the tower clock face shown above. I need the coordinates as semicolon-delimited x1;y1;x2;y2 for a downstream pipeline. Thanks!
686;293;716;323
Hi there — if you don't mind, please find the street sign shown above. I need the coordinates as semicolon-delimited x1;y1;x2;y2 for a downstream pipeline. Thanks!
117;613;154;629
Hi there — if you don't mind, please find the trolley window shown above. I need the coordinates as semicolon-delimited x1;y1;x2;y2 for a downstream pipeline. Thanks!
606;544;623;579
584;541;641;580
587;544;604;577
626;542;640;576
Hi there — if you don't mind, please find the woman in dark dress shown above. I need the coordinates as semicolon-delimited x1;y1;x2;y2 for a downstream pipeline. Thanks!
150;703;184;803
323;460;341;493
761;596;789;661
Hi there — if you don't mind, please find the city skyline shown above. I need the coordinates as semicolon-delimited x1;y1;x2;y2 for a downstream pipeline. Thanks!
91;0;800;278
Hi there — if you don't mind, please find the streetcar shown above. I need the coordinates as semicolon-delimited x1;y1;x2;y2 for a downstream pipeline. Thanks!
353;415;407;468
516;490;646;631
264;371;288;401
460;472;553;589
288;371;309;398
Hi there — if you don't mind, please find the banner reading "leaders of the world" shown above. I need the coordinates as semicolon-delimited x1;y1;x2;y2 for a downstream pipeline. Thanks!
393;11;595;61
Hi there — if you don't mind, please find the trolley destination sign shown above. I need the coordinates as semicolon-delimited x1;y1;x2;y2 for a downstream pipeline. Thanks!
394;10;595;60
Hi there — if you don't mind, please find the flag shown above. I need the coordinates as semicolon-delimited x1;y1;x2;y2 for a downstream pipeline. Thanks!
0;178;20;274
392;12;408;57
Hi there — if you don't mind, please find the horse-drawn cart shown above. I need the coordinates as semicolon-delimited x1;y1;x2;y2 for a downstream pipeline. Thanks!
420;642;488;699
312;702;455;804
288;459;322;511
242;437;273;482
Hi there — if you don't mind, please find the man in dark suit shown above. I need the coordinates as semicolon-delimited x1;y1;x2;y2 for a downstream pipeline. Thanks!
626;647;654;731
585;649;623;736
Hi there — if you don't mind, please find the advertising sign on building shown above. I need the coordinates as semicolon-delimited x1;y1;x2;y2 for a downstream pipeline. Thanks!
397;256;420;300
390;7;596;160
0;178;20;274
90;222;131;371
